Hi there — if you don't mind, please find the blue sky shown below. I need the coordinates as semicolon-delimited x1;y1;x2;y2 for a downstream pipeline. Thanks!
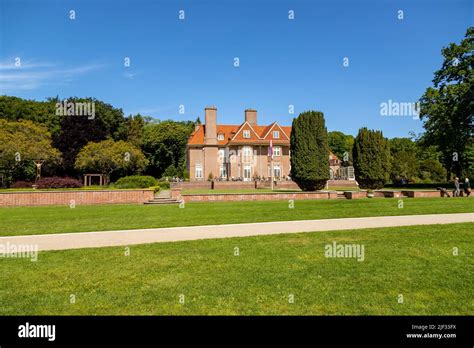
0;0;472;137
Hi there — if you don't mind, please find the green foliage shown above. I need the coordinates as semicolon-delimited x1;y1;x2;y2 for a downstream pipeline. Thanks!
352;128;391;189
114;175;157;189
290;111;330;191
0;96;61;136
156;180;171;189
162;164;179;178
52;97;127;175
0;120;61;184
389;138;419;183
418;159;446;183
328;131;354;164
125;114;145;147
142;120;194;178
419;27;473;179
74;140;148;180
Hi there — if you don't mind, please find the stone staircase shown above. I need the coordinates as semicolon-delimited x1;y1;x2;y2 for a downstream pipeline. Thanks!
144;190;181;205
336;192;346;199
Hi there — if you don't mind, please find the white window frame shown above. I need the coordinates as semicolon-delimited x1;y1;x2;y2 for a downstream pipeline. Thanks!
273;130;280;139
218;149;225;160
273;164;281;179
219;165;227;178
195;164;203;179
243;130;250;139
217;133;224;141
242;146;252;157
273;146;281;157
243;165;252;181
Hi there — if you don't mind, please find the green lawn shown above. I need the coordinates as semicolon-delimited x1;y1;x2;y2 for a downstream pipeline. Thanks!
0;223;472;315
0;197;472;236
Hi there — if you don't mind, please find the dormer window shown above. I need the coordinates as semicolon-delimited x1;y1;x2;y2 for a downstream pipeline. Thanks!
273;130;280;139
243;130;250;139
217;133;224;141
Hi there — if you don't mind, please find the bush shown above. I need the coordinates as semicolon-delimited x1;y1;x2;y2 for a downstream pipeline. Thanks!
114;175;157;189
149;185;161;193
37;177;83;189
353;128;391;189
157;180;170;189
290;111;330;191
11;180;33;188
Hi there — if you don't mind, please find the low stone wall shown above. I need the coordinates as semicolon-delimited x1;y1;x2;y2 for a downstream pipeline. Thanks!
0;189;155;207
344;191;366;199
402;190;441;198
179;190;338;203
172;180;356;190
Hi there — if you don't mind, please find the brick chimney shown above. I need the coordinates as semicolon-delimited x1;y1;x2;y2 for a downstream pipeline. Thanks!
245;109;257;126
204;107;217;145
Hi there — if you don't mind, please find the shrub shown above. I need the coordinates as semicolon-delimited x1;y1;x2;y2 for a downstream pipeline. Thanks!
37;177;83;189
11;180;33;188
290;111;330;191
157;180;170;189
352;128;391;189
149;185;161;193
114;175;157;189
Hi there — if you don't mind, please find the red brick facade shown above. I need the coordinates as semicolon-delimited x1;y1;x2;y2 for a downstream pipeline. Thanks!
187;107;341;181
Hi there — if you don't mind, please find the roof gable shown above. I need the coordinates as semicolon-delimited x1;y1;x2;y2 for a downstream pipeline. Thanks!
231;121;261;141
262;122;290;140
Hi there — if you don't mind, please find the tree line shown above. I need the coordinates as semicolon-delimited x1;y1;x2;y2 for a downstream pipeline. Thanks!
0;28;471;188
291;27;473;190
0;96;194;185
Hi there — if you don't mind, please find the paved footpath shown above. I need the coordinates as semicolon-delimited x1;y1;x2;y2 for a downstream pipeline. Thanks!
1;213;472;253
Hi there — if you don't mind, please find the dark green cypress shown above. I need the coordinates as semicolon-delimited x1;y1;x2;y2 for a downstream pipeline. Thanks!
290;111;330;191
352;127;391;189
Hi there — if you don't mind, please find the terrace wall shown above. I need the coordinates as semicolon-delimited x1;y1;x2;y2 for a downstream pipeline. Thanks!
176;190;339;202
0;189;155;207
170;179;356;190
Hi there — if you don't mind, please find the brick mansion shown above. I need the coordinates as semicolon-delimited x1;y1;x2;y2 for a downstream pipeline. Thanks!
186;107;342;181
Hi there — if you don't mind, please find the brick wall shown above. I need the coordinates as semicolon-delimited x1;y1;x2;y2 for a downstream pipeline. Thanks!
0;189;155;207
402;190;441;198
180;191;337;202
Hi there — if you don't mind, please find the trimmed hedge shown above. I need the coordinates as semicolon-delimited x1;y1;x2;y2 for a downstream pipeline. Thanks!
290;111;330;191
157;180;170;189
353;128;391;189
114;175;157;189
12;176;82;189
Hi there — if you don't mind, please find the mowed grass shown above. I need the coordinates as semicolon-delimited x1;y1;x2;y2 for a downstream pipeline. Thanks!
0;223;472;315
0;197;472;236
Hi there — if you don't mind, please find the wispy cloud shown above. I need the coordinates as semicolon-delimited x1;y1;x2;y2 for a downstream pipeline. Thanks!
0;58;103;93
123;71;138;79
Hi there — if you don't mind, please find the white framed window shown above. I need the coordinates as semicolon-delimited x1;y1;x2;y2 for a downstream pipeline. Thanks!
195;164;203;179
217;133;224;141
243;165;252;181
243;130;250;138
218;149;225;160
273;146;281;156
219;165;227;178
242;146;252;157
273;130;280;139
274;164;281;178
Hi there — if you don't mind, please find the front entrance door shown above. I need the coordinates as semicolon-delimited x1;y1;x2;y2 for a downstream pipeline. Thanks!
243;165;252;181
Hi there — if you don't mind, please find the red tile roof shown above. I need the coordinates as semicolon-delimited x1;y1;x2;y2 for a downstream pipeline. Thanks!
188;122;292;146
187;121;340;160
